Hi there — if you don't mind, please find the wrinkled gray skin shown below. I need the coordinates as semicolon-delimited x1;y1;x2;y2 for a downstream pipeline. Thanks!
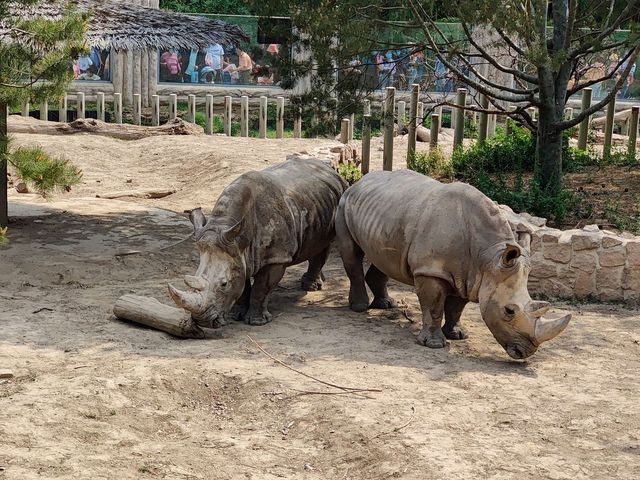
336;170;571;359
169;158;347;328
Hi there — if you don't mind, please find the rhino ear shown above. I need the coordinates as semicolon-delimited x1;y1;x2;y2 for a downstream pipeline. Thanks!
501;243;521;268
189;208;207;234
222;217;245;244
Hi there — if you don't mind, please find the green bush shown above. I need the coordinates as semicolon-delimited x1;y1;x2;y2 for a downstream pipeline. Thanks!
407;147;453;179
337;163;362;185
9;146;82;196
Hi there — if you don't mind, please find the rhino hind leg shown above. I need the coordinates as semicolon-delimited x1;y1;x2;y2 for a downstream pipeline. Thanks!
443;296;468;340
245;264;286;326
365;265;398;309
229;279;252;322
335;214;369;312
414;276;450;349
301;247;330;291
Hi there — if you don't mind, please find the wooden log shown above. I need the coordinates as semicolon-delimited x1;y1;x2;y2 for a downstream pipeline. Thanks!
578;88;592;150
293;106;302;138
604;96;615;159
453;88;466;148
276;96;284;139
429;115;439;147
124;50;134;105
8;117;204;140
340;118;350;144
205;94;214;135
383;86;395;171
629;106;639;158
21;100;30;117
133;50;142;104
240;95;249;137
361;114;371;174
152;94;160;126
59;95;67;123
113;51;124;96
113;294;205;339
188;94;197;124
259;96;267;139
348;113;354;142
96;92;105;122
407;84;419;162
114;93;123;124
97;188;175;199
76;92;85;120
488;114;497;138
224;95;232;136
591;108;632;127
141;47;150;107
169;93;178;120
133;94;142;125
39;100;48;121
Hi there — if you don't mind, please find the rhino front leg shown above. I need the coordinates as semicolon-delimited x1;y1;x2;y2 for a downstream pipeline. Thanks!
335;209;369;312
245;264;286;326
366;264;398;309
229;279;252;322
414;276;450;348
301;247;329;291
443;296;468;340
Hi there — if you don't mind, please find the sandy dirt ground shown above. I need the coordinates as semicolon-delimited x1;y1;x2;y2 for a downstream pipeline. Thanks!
1;128;640;479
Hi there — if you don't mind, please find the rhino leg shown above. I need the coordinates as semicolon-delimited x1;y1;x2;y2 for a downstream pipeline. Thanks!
245;264;286;326
443;296;468;340
366;265;398;309
335;220;369;312
301;247;329;291
229;279;252;322
414;276;450;349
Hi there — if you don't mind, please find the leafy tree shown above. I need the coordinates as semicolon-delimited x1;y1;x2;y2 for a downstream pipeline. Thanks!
0;0;86;226
159;0;251;15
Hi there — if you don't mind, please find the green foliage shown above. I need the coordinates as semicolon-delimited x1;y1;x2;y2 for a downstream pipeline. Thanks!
9;146;82;196
603;197;640;234
159;0;251;15
337;163;362;185
407;147;453;179
0;225;7;245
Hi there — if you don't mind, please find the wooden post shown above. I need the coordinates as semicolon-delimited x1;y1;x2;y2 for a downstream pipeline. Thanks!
169;93;178;120
187;94;196;124
21;100;30;117
293;106;302;138
114;93;123;124
604;96;616;159
453;88;467;148
505;105;516;136
59;95;67;123
348;113;354;142
629;106;639;158
152;94;160;126
383;86;395;171
276;96;285;139
397;100;406;131
362;114;371;174
205;94;214;135
430;113;440;148
578;88;592;150
76;92;85;120
527;107;536;122
240;95;249;137
478;94;489;143
564;107;573;120
39;99;48;121
133;94;142;126
224;96;232;136
407;83;419;162
363;99;371;116
417;101;424;127
340;118;350;144
435;105;443;131
259;96;267;139
96;92;105;122
488;114;497;138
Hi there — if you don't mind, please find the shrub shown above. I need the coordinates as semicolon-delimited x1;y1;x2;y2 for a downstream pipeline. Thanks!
9;147;82;196
337;163;362;185
407;147;453;179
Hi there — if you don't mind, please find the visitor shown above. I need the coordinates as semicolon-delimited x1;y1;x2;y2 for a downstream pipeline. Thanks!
184;48;199;83
407;51;425;89
76;55;93;75
222;57;239;84
204;43;224;83
619;58;637;99
236;47;253;84
160;50;181;82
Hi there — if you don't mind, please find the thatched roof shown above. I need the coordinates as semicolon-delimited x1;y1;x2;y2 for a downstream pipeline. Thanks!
1;0;249;51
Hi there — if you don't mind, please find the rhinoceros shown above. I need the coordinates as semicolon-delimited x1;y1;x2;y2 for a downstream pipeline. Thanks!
335;170;570;359
169;158;347;328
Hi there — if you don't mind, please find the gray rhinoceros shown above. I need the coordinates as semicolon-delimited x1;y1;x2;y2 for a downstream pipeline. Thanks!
169;158;347;328
335;170;570;359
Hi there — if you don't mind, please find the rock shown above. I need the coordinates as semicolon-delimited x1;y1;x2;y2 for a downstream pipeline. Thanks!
602;236;624;248
626;241;640;266
622;267;640;291
530;261;557;279
15;182;29;193
0;369;14;379
571;232;602;251
571;251;598;273
583;224;600;232
541;230;560;244
573;271;596;297
596;266;623;292
543;242;572;263
530;234;542;254
598;247;627;267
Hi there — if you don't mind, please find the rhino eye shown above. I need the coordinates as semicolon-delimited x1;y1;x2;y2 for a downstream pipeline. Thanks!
221;280;228;288
504;305;517;321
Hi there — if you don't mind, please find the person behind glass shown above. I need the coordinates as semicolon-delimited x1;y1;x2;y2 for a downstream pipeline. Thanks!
236;47;253;84
204;43;224;83
160;50;182;82
619;58;637;99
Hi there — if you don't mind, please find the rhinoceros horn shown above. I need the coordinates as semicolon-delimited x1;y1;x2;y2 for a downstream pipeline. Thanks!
168;276;208;313
534;314;571;344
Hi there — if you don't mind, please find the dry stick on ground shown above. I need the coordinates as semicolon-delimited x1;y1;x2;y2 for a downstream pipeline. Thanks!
368;405;416;441
247;335;382;394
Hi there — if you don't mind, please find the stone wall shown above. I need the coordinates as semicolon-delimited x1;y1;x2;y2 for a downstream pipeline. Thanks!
500;206;640;304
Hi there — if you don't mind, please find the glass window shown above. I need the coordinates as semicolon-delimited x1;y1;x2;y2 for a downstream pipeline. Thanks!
72;48;111;82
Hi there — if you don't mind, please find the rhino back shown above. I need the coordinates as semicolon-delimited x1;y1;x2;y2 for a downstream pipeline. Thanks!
215;159;346;274
342;170;514;296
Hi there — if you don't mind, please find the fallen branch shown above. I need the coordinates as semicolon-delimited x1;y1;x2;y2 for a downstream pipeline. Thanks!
96;189;176;199
369;405;416;440
247;335;381;394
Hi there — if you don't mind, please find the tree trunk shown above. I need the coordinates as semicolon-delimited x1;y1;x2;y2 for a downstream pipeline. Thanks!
0;102;8;227
535;106;564;195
